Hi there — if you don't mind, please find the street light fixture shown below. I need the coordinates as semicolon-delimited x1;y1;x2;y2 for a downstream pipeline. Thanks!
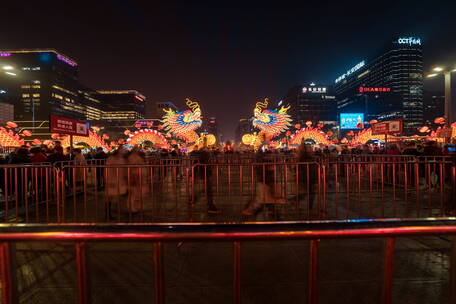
4;71;16;76
2;66;13;70
426;65;456;126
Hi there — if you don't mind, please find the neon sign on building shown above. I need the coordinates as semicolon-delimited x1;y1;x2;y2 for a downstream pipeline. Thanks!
397;37;421;46
0;53;11;57
359;87;391;93
303;87;326;93
56;54;77;67
335;61;365;83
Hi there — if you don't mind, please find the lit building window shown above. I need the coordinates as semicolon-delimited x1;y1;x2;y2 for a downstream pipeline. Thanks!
32;93;40;98
32;80;40;84
32;85;41;89
31;67;40;71
53;94;63;100
22;94;30;98
21;85;31;89
22;67;30;71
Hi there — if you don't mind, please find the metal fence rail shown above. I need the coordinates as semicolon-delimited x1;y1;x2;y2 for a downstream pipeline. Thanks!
0;158;454;223
1;218;456;304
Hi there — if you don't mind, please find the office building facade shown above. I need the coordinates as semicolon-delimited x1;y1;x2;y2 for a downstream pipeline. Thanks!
423;91;444;127
282;82;337;126
334;37;423;134
0;49;146;126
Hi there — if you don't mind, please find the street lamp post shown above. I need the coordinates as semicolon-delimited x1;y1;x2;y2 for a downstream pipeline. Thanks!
427;66;456;126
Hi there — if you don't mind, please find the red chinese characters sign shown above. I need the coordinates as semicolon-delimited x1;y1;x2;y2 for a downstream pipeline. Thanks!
371;119;403;135
50;115;89;137
359;87;391;93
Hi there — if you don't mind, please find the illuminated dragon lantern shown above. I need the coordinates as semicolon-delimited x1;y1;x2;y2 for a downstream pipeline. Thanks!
162;98;203;144
242;98;291;147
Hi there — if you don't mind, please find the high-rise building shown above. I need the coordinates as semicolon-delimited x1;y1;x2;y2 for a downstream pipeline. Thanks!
205;117;218;138
235;118;254;143
0;49;83;121
423;91;444;127
0;49;146;126
282;82;337;126
96;90;146;121
334;36;423;134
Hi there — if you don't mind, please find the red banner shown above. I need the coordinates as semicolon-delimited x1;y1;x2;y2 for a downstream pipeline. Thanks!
50;115;89;137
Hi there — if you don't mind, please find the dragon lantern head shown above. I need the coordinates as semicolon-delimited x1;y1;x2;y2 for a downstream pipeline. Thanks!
162;98;203;140
252;98;292;137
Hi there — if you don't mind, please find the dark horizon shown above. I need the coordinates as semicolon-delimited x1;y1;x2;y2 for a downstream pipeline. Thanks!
2;0;456;140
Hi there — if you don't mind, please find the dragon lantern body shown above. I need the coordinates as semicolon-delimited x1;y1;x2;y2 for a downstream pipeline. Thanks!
250;98;291;145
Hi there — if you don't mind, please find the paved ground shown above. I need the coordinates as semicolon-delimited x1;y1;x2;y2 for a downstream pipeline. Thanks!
13;235;450;304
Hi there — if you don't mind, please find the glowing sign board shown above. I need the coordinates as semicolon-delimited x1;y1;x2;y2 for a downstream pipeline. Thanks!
397;37;421;46
335;61;365;83
359;87;391;93
340;113;364;129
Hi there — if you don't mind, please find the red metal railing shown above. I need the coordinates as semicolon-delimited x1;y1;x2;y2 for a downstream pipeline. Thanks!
1;219;456;304
0;157;454;223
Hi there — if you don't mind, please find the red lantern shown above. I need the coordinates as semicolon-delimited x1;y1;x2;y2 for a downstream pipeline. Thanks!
327;131;333;137
32;139;41;145
285;131;291;137
347;130;354;136
419;126;429;133
102;134;109;140
134;123;141;129
6;121;17;128
317;123;324;129
124;130;131;136
146;122;153;128
369;119;378;125
341;138;348;144
22;130;32;137
158;125;164;130
110;141;116;146
294;123;301;129
51;133;60;139
118;139;126;144
305;121;312;127
332;138;339;144
171;140;177;145
91;126;100;132
281;138;287;143
356;123;364;129
451;122;456;128
434;117;445;124
43;140;52;146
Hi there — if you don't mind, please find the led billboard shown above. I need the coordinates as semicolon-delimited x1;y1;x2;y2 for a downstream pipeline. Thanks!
340;113;364;129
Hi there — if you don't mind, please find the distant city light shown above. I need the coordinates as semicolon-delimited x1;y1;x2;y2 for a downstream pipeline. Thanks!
0;53;11;57
427;73;438;78
2;66;13;70
4;72;16;76
433;67;443;72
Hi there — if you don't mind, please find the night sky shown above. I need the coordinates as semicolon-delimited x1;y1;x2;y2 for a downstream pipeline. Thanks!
2;0;456;139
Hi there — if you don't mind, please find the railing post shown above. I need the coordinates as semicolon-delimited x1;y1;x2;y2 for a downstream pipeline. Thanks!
233;241;241;304
0;242;17;304
382;237;395;304
76;242;89;304
450;236;456;303
153;242;164;304
308;239;319;304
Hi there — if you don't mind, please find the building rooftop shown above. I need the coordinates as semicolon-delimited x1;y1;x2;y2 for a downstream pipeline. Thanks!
0;49;78;66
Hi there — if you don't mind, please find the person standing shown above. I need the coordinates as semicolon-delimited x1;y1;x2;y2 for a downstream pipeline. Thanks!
127;148;148;214
94;147;108;189
105;146;128;220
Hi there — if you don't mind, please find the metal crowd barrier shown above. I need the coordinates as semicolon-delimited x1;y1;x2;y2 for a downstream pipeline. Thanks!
0;156;454;223
1;218;456;304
